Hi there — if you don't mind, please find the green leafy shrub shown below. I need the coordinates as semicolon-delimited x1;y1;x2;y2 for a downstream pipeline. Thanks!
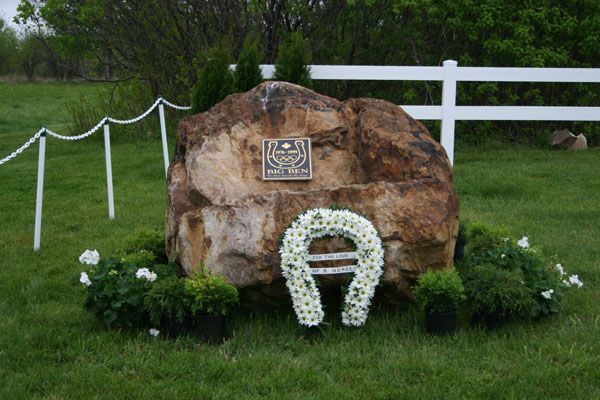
466;223;506;255
234;36;263;92
184;275;239;316
464;264;536;321
414;270;465;313
83;258;159;328
121;250;155;270
464;238;564;317
153;263;181;280
191;43;234;114
123;229;167;264
144;277;190;325
273;31;312;87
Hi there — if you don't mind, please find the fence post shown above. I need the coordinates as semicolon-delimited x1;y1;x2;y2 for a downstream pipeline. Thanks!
33;129;47;252
158;98;170;177
441;59;458;166
103;122;115;219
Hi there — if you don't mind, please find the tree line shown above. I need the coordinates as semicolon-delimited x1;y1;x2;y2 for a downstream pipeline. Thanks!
0;18;73;79
9;0;600;145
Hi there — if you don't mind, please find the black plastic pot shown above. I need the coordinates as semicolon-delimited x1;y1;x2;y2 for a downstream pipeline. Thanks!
424;311;458;335
194;315;228;344
163;315;193;338
454;243;465;261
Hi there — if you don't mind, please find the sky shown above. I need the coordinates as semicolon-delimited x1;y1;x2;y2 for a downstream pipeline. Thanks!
0;0;21;28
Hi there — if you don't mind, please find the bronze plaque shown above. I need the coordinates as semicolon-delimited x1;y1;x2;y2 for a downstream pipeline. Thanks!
262;138;313;180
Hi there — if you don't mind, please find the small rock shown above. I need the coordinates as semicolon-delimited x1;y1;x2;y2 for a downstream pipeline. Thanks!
568;134;587;150
549;129;576;149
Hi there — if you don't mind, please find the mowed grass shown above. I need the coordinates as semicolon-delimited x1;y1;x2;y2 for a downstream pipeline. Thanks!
0;81;599;399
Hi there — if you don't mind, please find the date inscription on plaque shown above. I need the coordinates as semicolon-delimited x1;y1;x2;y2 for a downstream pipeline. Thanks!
262;138;313;180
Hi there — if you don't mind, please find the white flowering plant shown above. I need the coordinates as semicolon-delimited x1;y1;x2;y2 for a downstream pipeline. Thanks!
279;207;384;328
78;247;176;328
79;249;100;265
458;230;584;318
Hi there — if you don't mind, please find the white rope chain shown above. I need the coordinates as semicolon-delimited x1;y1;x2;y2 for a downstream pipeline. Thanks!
0;97;191;165
46;117;108;141
160;98;192;110
107;98;162;125
0;128;44;166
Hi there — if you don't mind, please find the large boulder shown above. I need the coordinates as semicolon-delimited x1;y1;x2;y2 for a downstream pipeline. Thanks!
166;81;459;304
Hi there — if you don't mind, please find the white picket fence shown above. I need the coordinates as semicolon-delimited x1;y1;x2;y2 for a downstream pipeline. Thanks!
2;60;600;251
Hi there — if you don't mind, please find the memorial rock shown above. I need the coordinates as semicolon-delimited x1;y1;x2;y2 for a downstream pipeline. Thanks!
166;81;459;303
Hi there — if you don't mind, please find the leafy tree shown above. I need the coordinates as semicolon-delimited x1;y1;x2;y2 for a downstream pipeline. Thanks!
17;35;44;80
274;31;312;87
234;36;263;92
15;0;600;145
0;18;18;75
191;43;234;114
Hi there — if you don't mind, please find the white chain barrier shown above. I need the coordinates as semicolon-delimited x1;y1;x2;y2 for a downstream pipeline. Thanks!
0;96;190;252
160;98;192;110
0;128;45;165
107;98;162;125
45;117;108;141
0;97;190;166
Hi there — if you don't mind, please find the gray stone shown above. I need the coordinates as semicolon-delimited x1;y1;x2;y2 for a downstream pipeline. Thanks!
550;129;577;149
568;134;588;150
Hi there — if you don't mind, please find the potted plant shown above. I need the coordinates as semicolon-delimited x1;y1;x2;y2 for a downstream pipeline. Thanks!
184;274;239;343
454;222;468;261
413;270;465;335
463;264;536;329
144;277;192;338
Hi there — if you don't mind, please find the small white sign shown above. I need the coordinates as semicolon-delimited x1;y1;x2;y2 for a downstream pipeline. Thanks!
307;252;357;262
310;265;357;275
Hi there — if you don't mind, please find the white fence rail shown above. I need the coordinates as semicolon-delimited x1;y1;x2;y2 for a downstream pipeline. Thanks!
2;61;600;251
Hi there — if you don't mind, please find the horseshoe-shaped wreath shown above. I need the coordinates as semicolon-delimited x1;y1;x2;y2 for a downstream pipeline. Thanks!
279;208;385;327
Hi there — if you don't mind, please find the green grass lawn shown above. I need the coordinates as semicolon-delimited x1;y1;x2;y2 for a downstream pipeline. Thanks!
0;81;598;399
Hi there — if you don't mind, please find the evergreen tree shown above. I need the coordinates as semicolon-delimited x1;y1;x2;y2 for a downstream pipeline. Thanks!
191;43;234;114
273;32;312;87
234;36;263;92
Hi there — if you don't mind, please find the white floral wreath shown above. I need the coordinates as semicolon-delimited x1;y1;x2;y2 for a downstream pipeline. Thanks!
279;208;385;327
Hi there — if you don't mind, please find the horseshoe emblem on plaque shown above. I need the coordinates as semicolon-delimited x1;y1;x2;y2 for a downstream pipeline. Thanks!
266;140;307;169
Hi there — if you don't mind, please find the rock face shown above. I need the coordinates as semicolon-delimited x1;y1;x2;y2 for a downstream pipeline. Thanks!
166;82;459;304
550;129;577;149
568;134;588;150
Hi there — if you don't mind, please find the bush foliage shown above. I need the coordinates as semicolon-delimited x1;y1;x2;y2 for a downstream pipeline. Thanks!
83;258;154;328
413;270;465;313
234;36;263;92
144;277;190;325
191;43;234;114
464;265;536;320
458;224;567;319
184;275;239;316
123;229;167;264
273;32;312;87
121;250;156;270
